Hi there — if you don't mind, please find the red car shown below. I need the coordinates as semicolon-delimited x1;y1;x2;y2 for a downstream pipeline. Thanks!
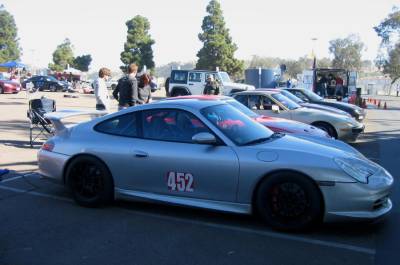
0;78;21;94
165;95;329;138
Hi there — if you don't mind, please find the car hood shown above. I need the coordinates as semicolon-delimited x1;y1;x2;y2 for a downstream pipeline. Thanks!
223;82;255;91
254;134;363;163
292;134;364;157
254;115;329;138
1;80;20;86
301;102;350;117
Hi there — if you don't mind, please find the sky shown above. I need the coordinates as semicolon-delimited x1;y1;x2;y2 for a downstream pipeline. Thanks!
1;0;399;71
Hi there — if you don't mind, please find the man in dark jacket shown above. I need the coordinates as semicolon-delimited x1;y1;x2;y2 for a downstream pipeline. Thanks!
113;64;142;110
203;75;220;95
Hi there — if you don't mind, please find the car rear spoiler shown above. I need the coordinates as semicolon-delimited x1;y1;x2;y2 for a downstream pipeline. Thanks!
44;109;108;134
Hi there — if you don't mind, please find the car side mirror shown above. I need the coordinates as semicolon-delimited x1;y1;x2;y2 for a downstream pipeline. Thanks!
192;132;217;145
272;105;280;113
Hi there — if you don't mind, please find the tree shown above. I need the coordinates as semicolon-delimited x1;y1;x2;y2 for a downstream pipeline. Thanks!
374;7;400;82
0;5;21;62
120;15;155;72
328;35;364;70
196;0;244;78
374;7;400;47
155;61;195;78
382;42;400;83
317;57;332;68
48;39;75;71
73;54;92;72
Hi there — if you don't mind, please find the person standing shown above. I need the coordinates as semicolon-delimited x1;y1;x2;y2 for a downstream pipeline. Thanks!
93;67;111;111
203;75;220;95
113;63;141;110
396;84;400;97
138;73;152;103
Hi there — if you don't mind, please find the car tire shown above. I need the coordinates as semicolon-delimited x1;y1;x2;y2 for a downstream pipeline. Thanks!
49;84;57;92
312;122;337;138
171;89;188;97
66;155;114;208
255;171;323;231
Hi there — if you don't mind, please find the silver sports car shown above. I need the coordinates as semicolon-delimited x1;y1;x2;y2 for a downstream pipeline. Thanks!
38;98;393;231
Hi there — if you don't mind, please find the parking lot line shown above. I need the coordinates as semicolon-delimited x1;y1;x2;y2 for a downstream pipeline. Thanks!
0;184;376;256
0;175;24;183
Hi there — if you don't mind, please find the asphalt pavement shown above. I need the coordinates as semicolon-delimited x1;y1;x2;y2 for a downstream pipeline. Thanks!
1;93;400;265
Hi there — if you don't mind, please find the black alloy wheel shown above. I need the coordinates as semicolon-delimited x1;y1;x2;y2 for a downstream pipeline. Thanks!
66;156;114;207
256;172;323;231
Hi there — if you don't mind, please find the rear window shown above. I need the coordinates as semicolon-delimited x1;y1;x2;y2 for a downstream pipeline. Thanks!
171;71;188;84
95;113;138;137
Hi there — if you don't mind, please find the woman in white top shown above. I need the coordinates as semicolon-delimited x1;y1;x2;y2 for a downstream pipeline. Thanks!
94;67;111;112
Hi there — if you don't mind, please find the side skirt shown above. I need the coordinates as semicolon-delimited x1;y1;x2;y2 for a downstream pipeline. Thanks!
115;188;251;214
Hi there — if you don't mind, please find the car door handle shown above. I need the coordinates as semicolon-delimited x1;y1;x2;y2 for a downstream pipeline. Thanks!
133;151;148;158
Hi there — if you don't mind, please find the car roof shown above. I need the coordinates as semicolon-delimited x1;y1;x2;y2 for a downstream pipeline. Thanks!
150;97;225;109
165;95;232;101
234;90;280;95
171;69;220;73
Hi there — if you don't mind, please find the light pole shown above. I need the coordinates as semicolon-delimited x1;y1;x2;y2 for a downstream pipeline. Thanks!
311;37;318;69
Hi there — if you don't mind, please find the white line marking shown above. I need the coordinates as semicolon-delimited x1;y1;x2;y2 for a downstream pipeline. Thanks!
0;175;23;183
0;185;376;255
0;185;73;202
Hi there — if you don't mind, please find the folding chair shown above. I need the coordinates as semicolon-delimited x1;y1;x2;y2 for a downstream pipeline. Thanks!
27;97;56;147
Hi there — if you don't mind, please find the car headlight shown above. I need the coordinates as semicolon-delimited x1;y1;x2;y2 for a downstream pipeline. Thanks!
334;157;378;183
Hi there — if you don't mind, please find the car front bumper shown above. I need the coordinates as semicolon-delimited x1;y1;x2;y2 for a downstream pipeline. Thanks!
338;124;365;142
322;169;393;222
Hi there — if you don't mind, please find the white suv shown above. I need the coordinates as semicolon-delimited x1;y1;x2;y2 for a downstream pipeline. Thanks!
167;70;255;97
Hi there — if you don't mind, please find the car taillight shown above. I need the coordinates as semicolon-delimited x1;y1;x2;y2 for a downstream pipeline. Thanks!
41;141;55;152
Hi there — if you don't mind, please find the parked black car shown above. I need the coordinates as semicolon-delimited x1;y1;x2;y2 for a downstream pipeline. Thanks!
284;88;366;122
21;75;70;92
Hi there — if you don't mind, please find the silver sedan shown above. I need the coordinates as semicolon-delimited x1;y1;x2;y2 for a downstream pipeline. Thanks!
233;90;364;142
38;98;393;231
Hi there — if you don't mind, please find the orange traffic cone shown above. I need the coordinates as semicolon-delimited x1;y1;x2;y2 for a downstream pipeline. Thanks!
378;100;381;108
384;102;387;109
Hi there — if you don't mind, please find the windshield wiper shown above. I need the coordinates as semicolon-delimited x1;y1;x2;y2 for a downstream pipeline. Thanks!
241;133;283;146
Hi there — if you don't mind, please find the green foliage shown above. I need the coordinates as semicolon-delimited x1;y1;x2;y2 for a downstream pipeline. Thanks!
317;57;332;68
196;0;244;78
382;42;400;83
48;39;74;71
374;7;400;46
120;15;155;72
73;54;92;72
155;61;195;78
0;6;21;62
329;34;364;70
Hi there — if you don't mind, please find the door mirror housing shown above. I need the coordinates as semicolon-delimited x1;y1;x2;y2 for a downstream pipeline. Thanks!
272;105;280;113
192;132;217;145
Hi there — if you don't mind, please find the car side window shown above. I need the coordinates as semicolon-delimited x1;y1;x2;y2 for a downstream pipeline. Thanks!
95;113;138;137
249;95;262;110
188;72;202;82
142;109;211;143
235;95;248;107
171;71;188;84
293;91;308;102
261;96;274;110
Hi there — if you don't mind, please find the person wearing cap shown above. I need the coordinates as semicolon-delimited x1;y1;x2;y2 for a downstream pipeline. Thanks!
203;75;220;95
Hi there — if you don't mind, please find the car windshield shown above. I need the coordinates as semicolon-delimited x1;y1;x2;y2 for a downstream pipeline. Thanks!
201;104;273;146
270;93;301;110
301;89;323;101
280;90;304;103
225;99;259;118
46;76;58;82
219;72;232;83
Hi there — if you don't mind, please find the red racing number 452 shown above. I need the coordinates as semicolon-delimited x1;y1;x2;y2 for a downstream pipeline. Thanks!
167;172;194;192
